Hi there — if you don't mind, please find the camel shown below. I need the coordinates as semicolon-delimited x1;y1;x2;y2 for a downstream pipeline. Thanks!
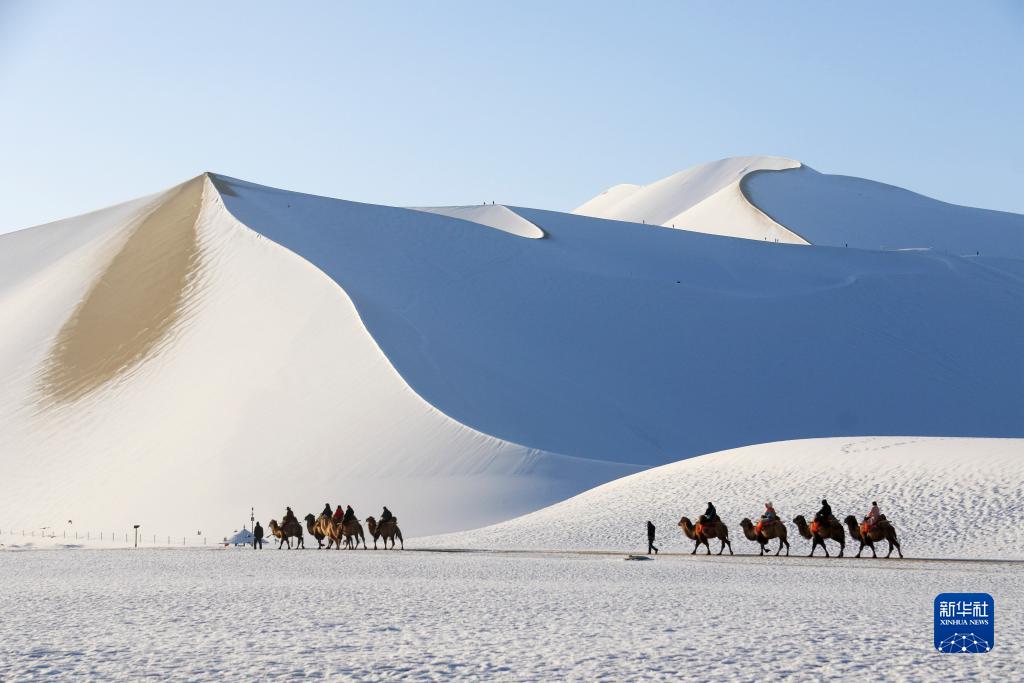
267;518;304;549
739;518;790;556
678;516;733;555
844;515;903;559
793;515;844;557
341;518;366;549
366;516;404;550
309;513;344;550
304;513;326;549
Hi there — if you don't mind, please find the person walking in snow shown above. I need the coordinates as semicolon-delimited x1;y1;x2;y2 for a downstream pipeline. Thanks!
646;520;658;555
253;521;264;550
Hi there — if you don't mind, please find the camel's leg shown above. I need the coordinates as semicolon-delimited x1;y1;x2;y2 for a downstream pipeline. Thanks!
809;538;818;557
691;540;698;555
891;534;903;559
397;530;404;550
822;539;830;558
774;539;781;556
727;538;733;555
704;539;711;555
869;540;877;558
717;538;725;555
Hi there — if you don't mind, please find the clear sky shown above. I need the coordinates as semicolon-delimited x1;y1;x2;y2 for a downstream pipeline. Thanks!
1;1;1021;233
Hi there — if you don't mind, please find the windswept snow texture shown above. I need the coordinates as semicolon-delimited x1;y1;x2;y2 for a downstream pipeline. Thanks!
423;437;1024;560
2;549;1022;681
744;165;1024;257
218;175;1023;466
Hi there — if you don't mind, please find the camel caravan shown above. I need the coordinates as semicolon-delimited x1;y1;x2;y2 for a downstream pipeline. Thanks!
678;500;903;559
266;503;404;551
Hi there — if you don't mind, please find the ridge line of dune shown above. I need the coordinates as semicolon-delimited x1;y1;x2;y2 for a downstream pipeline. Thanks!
202;175;638;475
734;166;810;244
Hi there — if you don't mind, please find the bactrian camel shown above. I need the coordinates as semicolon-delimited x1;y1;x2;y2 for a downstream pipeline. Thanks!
268;518;304;549
740;518;790;556
366;516;404;550
678;516;733;555
793;514;844;557
844;515;903;559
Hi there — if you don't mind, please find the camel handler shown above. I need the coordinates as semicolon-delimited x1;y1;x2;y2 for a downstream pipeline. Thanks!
865;501;882;530
253;521;264;550
646;520;658;555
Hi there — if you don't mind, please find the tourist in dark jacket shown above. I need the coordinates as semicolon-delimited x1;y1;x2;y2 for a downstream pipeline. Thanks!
815;499;833;524
646;520;658;555
253;521;264;550
703;501;718;524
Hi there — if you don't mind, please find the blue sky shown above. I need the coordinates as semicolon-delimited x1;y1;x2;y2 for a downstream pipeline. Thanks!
1;1;1021;232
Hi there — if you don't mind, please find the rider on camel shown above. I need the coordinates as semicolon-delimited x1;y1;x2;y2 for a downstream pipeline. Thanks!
865;501;882;529
343;505;356;525
321;503;332;519
380;506;393;523
283;507;297;526
762;501;778;522
814;499;833;525
333;505;345;523
702;501;718;525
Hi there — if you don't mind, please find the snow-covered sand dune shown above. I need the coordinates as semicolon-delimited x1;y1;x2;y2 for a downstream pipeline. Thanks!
574;155;805;242
1;162;1021;540
744;165;1024;256
422;437;1024;560
578;156;1024;257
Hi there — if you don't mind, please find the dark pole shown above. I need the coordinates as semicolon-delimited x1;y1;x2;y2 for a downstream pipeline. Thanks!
133;524;140;548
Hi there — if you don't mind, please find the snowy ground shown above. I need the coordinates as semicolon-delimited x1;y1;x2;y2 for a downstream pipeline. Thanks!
0;548;1019;681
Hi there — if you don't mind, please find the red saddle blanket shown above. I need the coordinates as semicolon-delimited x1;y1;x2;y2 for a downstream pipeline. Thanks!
755;520;778;536
860;521;874;536
694;523;705;537
809;520;824;536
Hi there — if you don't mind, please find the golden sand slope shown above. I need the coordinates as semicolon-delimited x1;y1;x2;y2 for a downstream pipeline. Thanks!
38;177;205;404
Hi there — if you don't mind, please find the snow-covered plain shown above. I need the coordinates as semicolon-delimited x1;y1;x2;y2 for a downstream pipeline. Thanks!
0;548;1020;681
422;437;1024;560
